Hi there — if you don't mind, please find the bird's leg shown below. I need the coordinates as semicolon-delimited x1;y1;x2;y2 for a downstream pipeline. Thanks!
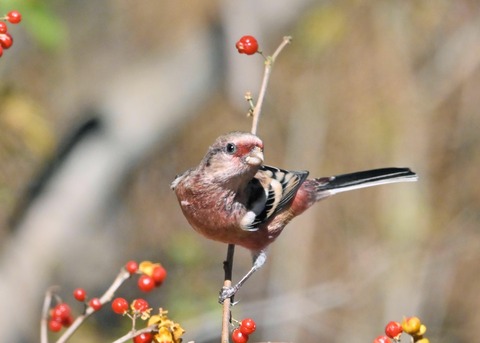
218;250;267;303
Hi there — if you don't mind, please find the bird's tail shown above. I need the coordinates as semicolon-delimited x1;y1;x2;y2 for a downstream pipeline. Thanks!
314;167;417;200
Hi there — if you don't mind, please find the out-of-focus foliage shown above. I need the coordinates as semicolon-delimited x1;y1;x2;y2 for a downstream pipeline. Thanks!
0;0;65;49
0;92;55;233
295;5;347;58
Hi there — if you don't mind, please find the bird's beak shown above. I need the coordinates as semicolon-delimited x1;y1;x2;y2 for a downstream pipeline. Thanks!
245;146;264;166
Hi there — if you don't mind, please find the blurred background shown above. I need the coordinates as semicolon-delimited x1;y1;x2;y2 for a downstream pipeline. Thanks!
1;1;479;342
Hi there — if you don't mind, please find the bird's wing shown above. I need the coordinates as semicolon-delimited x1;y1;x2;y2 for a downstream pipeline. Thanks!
246;165;309;229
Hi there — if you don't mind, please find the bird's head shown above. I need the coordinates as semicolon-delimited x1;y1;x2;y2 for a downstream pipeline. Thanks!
201;131;264;183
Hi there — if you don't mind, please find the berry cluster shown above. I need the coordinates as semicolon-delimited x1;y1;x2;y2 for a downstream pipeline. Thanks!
125;260;168;292
48;303;74;332
111;297;185;343
47;288;103;332
231;318;257;343
0;10;21;58
373;317;429;343
235;35;259;55
45;259;174;342
111;297;152;326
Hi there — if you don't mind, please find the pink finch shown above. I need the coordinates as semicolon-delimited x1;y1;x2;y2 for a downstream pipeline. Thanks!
171;131;417;301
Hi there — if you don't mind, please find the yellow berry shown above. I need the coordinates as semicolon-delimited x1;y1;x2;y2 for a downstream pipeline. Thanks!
402;316;421;334
417;324;427;336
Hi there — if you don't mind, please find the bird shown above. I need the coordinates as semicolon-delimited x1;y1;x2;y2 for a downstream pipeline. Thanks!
171;131;418;302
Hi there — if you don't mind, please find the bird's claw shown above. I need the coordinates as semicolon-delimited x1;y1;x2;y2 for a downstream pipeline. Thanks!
218;286;238;304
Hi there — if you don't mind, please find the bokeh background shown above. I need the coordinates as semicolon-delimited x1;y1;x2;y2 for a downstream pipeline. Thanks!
1;1;479;342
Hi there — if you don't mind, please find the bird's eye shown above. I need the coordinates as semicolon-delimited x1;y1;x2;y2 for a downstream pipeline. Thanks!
225;143;237;154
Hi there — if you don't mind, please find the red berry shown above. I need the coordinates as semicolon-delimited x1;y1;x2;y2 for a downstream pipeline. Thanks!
152;265;167;286
232;328;249;343
0;33;13;49
62;315;74;327
385;321;403;339
6;11;22;24
88;297;102;311
125;260;139;274
112;297;129;314
0;45;3;57
0;22;7;34
51;303;71;321
239;318;256;335
235;35;259;55
133;332;153;343
132;298;149;313
373;335;391;343
48;318;63;332
138;275;155;292
73;288;87;302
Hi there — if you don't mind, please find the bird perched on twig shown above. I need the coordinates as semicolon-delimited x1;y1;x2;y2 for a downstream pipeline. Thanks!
171;131;417;302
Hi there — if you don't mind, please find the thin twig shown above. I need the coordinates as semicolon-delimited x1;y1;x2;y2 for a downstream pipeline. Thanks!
250;36;292;135
111;323;158;343
40;286;60;343
55;268;132;343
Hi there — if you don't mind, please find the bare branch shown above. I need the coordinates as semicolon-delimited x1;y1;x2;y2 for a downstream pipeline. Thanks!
250;36;292;135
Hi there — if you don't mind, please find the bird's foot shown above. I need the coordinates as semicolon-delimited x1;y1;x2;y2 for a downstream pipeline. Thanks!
218;285;238;304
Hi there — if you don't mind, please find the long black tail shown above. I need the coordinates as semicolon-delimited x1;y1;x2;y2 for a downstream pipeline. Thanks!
315;167;417;200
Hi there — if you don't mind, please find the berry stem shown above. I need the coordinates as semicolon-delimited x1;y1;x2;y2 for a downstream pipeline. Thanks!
250;36;292;135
